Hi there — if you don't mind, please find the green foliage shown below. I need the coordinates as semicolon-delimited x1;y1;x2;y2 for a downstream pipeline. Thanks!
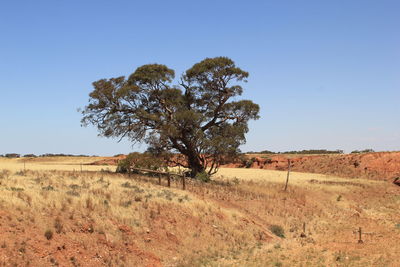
10;187;24;192
5;153;20;158
269;225;285;238
39;153;91;157
248;149;344;154
195;171;211;183
23;154;37;158
116;152;166;173
116;159;130;174
81;57;260;178
245;157;256;168
351;149;375;154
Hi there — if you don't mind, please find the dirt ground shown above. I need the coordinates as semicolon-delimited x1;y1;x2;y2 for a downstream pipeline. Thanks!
240;152;400;182
0;157;399;266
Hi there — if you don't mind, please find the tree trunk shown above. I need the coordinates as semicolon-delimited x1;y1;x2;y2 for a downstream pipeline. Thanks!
186;152;205;178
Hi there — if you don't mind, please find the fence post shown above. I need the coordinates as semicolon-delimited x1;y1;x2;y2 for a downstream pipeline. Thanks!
300;222;306;237
182;175;186;190
284;159;291;191
158;174;162;185
358;227;363;243
167;174;171;187
80;162;83;173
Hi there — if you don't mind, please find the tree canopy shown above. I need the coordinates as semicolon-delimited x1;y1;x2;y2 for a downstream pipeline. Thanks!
81;57;260;177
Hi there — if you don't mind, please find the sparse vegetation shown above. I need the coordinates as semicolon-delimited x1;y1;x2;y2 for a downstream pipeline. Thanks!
0;156;398;266
54;217;63;234
0;169;11;179
247;149;344;154
351;149;375;154
195;171;211;183
44;229;53;240
245;157;257;168
116;152;166;173
269;225;285;238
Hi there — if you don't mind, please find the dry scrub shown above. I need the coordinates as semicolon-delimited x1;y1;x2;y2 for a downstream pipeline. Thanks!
0;157;399;266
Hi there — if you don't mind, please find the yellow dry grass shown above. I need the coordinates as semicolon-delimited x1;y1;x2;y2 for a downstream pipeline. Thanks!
0;157;399;266
0;157;115;172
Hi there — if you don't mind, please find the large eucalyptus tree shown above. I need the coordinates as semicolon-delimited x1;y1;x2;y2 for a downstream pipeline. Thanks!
81;57;259;177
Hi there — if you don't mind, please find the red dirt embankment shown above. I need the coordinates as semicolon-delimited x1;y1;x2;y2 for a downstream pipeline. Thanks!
238;152;400;181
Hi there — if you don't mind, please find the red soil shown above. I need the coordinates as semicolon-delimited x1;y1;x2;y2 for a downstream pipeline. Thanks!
0;210;161;267
238;152;400;182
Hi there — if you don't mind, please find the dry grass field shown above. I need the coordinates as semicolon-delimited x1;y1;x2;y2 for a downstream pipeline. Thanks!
0;157;399;266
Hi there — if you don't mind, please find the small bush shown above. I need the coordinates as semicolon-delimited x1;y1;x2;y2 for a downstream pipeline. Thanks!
66;191;80;197
116;152;166;173
42;185;55;191
157;189;177;201
54;218;63;234
121;182;132;188
0;170;11;179
269;224;285;238
232;177;240;185
69;184;80;190
121;182;145;192
120;200;132;207
196;171;211;182
15;170;26;176
85;198;95;211
45;229;53;240
10;187;24;192
245;157;256;168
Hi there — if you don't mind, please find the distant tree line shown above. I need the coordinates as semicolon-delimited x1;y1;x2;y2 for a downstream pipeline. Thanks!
246;149;345;155
0;153;95;158
246;149;380;155
350;149;374;154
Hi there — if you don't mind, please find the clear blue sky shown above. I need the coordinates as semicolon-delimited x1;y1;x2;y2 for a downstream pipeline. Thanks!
1;0;399;155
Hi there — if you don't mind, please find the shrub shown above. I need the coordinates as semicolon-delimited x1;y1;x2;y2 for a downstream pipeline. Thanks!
269;224;285;238
23;154;37;158
120;200;132;207
54;218;63;234
44;229;53;240
10;187;24;192
5;153;20;158
66;191;80;197
116;152;166;173
195;171;211;182
42;185;55;191
263;157;273;164
245;157;256;168
0;170;11;179
15;170;26;176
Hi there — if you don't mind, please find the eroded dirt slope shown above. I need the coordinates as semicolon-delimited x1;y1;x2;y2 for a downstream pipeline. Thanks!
240;152;400;182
